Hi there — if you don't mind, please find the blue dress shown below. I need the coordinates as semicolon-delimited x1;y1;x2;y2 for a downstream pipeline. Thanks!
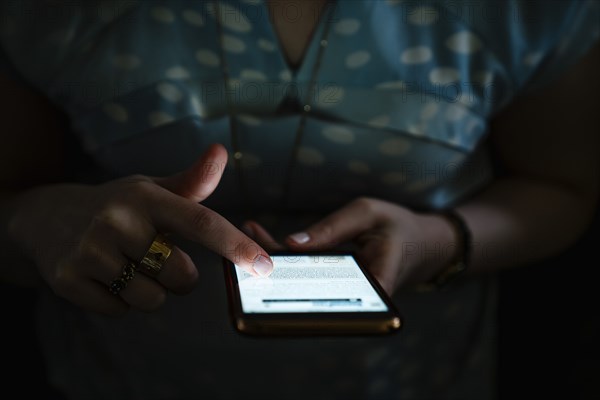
1;1;598;399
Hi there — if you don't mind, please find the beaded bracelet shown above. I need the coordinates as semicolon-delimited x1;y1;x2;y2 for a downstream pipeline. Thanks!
417;209;472;291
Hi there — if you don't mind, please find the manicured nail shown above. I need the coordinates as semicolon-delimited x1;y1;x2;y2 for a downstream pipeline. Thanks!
253;255;273;277
289;232;310;244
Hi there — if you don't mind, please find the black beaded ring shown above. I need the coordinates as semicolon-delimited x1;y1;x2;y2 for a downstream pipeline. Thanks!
109;261;137;295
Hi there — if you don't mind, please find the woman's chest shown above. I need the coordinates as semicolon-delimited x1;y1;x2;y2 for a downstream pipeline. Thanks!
266;0;329;68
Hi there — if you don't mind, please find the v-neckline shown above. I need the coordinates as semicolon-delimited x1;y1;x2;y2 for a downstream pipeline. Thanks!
263;0;334;77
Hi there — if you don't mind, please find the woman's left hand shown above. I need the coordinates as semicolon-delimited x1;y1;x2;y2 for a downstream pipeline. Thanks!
242;197;459;295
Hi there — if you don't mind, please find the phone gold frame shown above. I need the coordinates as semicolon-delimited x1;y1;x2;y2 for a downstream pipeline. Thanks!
223;251;402;337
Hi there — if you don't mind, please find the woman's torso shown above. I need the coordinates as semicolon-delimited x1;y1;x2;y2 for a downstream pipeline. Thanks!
2;1;598;399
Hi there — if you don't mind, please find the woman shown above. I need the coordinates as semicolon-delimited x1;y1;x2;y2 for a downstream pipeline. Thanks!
1;1;598;399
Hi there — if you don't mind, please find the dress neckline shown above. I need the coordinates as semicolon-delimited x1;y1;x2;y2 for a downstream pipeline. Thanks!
262;0;335;76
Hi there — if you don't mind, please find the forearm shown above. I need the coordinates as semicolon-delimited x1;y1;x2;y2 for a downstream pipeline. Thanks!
1;182;99;287
0;190;45;287
454;176;598;274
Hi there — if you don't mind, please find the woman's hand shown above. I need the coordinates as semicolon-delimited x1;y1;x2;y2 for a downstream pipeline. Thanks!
243;197;458;295
6;143;273;315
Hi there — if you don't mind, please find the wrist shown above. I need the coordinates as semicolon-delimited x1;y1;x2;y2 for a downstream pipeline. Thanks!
4;184;91;271
1;189;48;286
416;210;471;291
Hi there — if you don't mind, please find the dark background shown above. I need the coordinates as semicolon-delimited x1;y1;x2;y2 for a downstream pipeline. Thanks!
2;204;598;399
497;205;600;400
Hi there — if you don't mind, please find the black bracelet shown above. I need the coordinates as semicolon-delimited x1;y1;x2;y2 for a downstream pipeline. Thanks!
418;209;472;291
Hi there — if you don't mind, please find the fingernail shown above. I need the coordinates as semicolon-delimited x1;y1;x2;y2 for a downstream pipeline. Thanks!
253;255;273;277
289;232;310;244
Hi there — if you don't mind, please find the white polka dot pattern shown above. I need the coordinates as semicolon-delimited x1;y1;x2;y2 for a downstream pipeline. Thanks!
215;4;252;33
368;115;391;128
429;67;460;85
165;66;191;80
190;96;208;118
257;38;276;52
334;19;361;35
195;49;220;67
279;69;292;81
322;126;355;144
445;104;467;122
376;81;406;90
420;102;439;120
400;46;432;64
408;6;439;25
182;10;204;27
406;122;427;136
237;114;262;126
148;111;174;127
240;69;267;81
315;86;345;107
157;82;184;103
345;51;371;69
523;52;543;66
446;31;482;54
222;35;246;53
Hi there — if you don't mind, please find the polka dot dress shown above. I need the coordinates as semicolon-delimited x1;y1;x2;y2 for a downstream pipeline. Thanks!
1;1;598;399
2;0;597;212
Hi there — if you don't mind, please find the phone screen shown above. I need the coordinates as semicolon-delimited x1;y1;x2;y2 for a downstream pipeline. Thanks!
234;254;389;314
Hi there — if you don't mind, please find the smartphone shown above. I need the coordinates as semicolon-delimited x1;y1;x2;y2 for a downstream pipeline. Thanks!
223;251;402;336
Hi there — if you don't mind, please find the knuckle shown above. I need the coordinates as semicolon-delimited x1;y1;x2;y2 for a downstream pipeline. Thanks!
91;207;123;232
353;196;376;214
119;174;153;186
77;235;104;263
90;203;138;239
229;238;261;264
242;240;262;262
122;177;156;199
190;207;216;233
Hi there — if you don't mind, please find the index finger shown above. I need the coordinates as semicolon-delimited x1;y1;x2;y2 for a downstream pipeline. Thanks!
143;186;274;277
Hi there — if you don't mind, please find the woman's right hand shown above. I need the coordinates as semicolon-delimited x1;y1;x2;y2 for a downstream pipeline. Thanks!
6;143;273;316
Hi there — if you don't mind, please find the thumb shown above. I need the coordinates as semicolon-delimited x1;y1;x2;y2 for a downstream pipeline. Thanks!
155;143;228;202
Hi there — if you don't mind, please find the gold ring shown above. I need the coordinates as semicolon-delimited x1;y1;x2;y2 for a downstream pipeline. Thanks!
138;234;172;277
109;261;137;295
